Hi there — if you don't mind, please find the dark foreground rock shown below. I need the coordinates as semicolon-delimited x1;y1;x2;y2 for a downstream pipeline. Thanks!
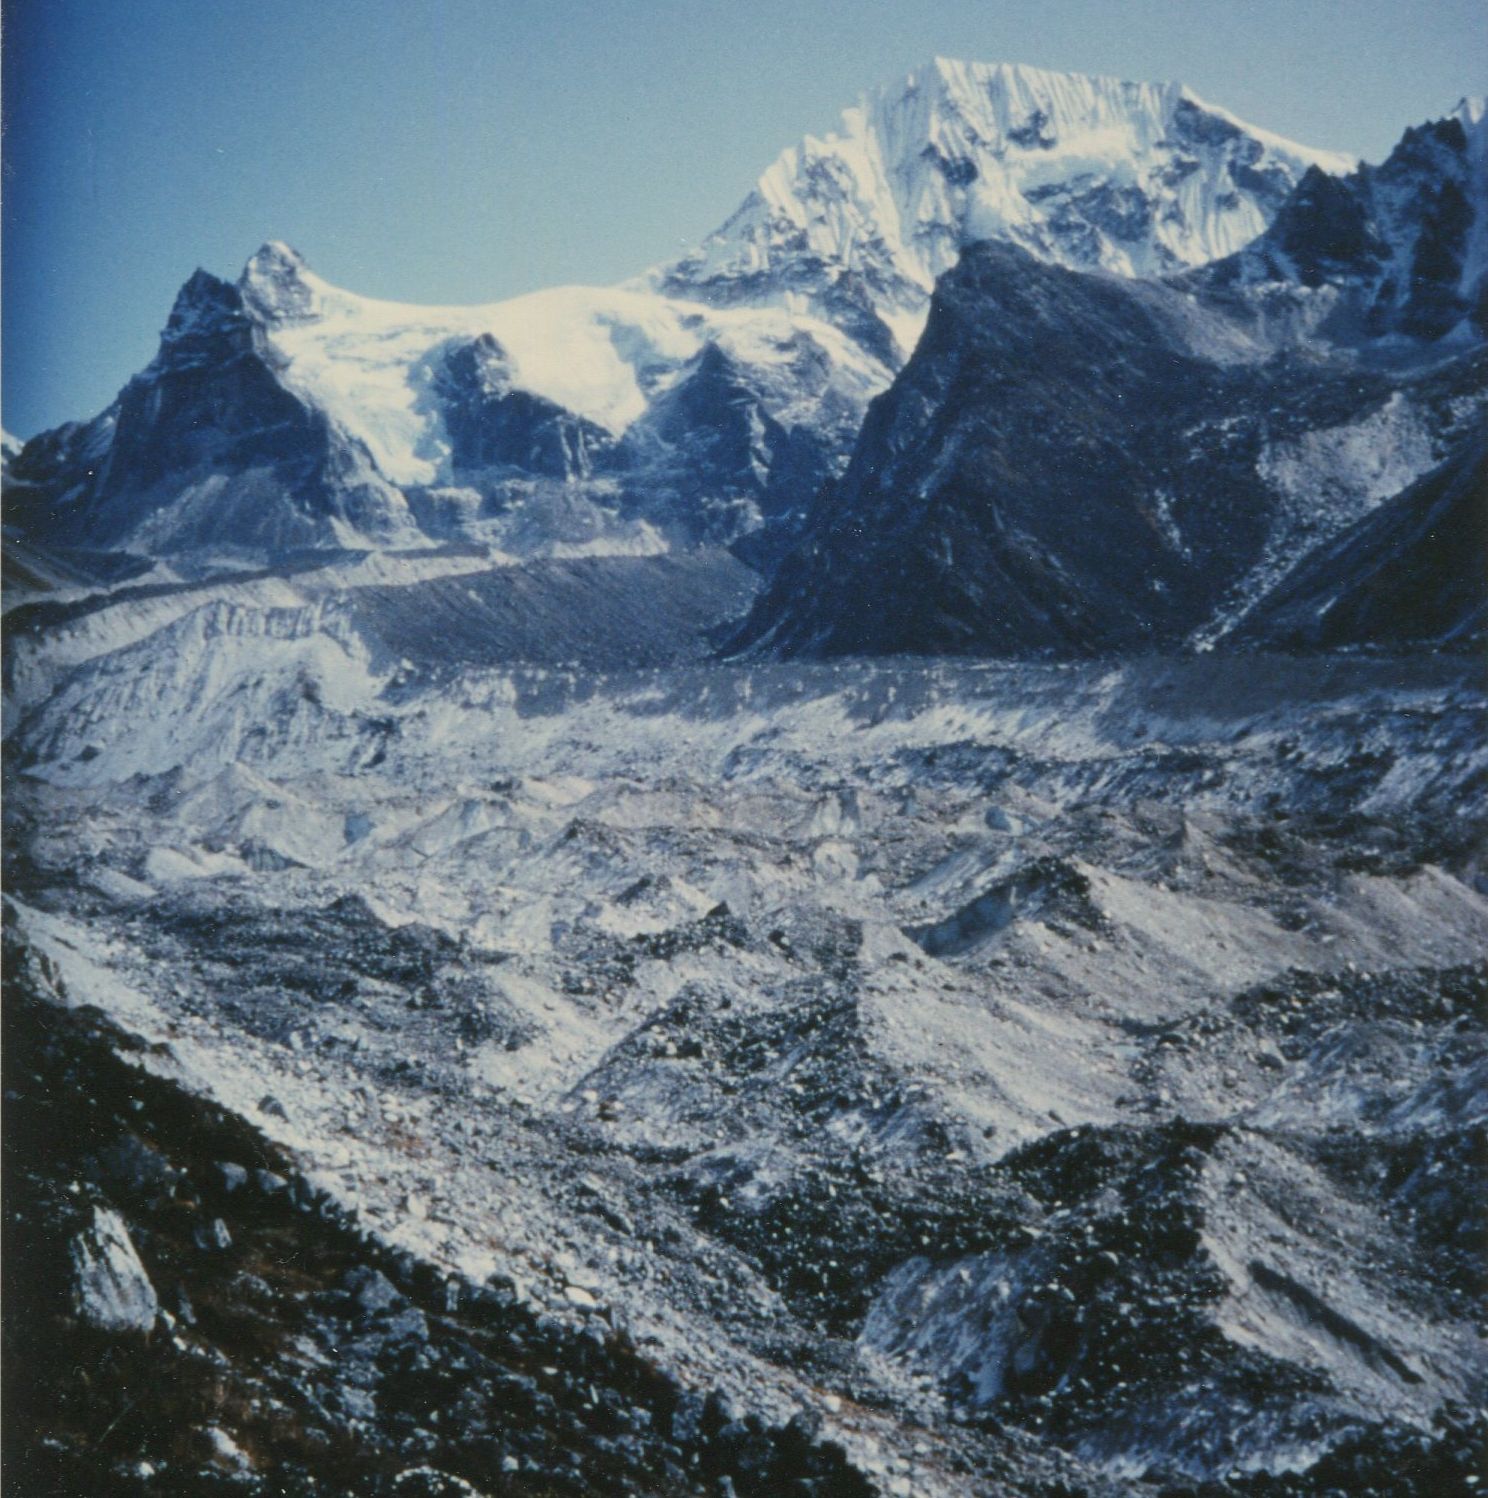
1;957;880;1497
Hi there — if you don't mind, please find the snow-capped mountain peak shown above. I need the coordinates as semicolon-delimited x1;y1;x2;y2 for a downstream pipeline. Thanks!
240;239;322;323
234;250;885;492
2;229;890;558
654;57;1354;359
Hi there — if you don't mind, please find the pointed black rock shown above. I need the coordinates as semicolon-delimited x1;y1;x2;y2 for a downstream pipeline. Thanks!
437;334;620;483
4;254;409;555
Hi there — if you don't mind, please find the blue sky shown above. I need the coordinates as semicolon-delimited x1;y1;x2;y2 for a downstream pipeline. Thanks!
4;0;1484;437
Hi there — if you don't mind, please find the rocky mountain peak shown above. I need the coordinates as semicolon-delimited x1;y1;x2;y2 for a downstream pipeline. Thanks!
163;268;245;336
1452;94;1486;131
238;240;320;324
152;269;257;377
1208;104;1488;341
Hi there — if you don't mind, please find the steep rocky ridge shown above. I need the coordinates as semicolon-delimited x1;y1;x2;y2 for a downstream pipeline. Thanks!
731;237;1485;658
1200;97;1488;344
731;98;1488;660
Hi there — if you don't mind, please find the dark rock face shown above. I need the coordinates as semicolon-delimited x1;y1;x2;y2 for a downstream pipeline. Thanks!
734;107;1488;661
93;276;336;537
630;345;785;501
1237;432;1488;650
731;241;1194;656
1260;167;1392;288
4;269;408;556
731;239;1483;658
1210;111;1487;341
437;335;619;483
613;339;857;551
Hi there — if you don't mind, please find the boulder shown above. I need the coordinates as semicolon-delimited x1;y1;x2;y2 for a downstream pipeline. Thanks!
68;1206;159;1333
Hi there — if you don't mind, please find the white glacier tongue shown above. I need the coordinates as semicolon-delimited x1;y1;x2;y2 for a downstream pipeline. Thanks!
654;57;1354;357
250;273;885;489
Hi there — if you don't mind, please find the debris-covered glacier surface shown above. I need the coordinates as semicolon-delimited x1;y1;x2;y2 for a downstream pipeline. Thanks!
5;563;1485;1494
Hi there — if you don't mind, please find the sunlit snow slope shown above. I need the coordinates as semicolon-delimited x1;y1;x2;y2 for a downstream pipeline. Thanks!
245;244;885;490
655;58;1352;358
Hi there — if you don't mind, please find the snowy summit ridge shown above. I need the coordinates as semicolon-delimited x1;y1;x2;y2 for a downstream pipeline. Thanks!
653;57;1353;357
